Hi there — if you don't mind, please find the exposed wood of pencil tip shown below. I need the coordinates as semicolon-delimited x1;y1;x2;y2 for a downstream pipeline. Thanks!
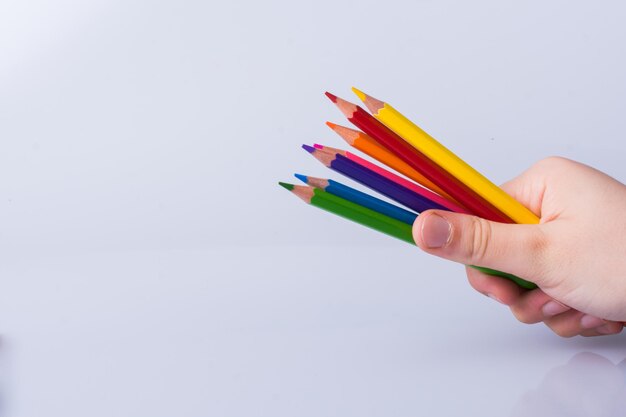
306;146;338;167
325;93;358;119
352;87;385;114
326;122;361;145
313;144;346;156
291;184;315;203
302;176;329;189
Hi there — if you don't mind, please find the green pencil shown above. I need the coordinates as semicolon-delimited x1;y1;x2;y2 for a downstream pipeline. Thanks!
279;182;414;244
279;182;537;289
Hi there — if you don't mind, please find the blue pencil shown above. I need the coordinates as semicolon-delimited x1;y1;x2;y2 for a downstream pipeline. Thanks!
294;174;418;225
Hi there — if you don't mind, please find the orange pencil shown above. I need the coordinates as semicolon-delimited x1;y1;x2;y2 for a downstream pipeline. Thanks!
326;122;457;203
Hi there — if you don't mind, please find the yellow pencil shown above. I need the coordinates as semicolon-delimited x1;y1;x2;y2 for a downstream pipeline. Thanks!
352;87;539;224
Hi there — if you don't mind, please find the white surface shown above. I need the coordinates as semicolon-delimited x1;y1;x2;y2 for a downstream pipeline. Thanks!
1;1;626;416
2;247;626;416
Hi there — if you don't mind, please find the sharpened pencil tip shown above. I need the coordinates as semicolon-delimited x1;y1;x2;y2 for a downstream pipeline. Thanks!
351;87;366;101
278;181;294;191
325;121;337;129
293;173;308;184
325;91;338;103
313;144;323;149
302;144;316;153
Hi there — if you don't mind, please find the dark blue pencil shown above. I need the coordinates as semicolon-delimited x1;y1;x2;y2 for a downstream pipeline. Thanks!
294;174;418;225
302;144;450;214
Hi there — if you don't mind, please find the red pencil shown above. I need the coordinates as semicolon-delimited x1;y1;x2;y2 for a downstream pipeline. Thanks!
325;92;512;223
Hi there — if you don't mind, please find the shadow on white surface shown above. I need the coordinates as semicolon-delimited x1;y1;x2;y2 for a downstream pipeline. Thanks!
511;352;626;417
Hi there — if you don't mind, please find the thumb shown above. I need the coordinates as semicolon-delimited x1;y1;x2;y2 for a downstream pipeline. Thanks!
413;210;549;282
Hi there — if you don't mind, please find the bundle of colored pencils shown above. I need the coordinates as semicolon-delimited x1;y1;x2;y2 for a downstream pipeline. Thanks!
280;88;539;289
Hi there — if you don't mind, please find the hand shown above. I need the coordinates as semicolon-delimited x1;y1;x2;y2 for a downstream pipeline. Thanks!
413;157;626;337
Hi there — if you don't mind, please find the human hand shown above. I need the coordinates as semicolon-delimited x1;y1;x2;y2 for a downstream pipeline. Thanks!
413;157;626;337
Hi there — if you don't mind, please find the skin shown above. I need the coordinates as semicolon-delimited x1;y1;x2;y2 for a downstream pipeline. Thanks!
413;157;626;338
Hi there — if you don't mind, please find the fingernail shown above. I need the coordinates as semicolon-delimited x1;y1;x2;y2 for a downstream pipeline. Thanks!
486;293;504;304
596;324;616;335
542;300;570;317
581;315;606;329
421;213;451;248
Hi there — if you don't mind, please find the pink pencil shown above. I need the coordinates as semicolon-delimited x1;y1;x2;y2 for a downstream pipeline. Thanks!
313;143;470;214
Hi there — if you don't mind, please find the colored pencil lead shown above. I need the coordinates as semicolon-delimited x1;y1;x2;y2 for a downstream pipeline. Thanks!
304;146;335;167
351;86;366;101
280;182;315;202
314;144;344;154
278;181;294;191
293;173;308;183
295;174;329;189
302;144;316;153
313;143;346;154
325;92;359;119
324;91;338;103
351;87;384;113
326;122;359;145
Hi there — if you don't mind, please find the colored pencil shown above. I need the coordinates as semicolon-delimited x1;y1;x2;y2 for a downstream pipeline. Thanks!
325;92;512;223
303;144;451;214
279;182;415;243
351;87;540;225
326;122;455;200
279;182;536;289
312;144;469;214
294;174;418;225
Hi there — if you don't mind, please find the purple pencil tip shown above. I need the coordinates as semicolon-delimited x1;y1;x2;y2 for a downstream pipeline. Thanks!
301;144;316;153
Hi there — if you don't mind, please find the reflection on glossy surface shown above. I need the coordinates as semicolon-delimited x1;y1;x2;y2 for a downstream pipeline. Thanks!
512;353;626;417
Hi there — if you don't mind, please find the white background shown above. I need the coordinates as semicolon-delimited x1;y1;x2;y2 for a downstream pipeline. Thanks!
1;1;626;416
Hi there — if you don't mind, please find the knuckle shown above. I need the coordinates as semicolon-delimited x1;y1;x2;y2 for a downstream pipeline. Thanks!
467;216;494;265
534;156;573;171
542;156;569;165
